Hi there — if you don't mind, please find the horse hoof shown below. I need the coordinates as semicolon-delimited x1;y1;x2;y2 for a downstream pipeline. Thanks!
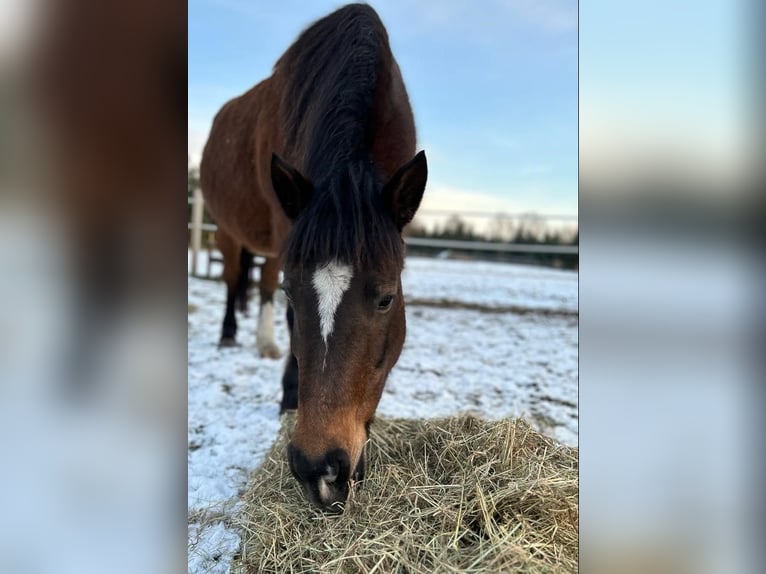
218;337;239;348
258;342;282;359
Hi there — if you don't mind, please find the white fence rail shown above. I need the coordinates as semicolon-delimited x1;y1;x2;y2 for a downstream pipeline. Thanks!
188;193;578;275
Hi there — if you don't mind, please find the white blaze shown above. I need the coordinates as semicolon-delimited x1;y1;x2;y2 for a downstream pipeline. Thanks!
312;260;353;347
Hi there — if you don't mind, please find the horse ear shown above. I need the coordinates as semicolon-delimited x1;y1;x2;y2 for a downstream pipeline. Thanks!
271;153;313;221
381;151;427;231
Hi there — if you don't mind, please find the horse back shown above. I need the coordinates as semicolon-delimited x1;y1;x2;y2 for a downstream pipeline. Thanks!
200;78;289;257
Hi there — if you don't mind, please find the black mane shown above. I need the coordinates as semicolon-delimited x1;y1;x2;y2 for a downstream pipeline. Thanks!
276;3;388;185
276;4;403;271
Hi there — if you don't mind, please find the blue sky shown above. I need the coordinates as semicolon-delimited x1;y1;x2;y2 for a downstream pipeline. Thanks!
189;0;578;218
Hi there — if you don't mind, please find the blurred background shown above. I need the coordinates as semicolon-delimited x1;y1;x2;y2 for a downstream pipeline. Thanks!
579;1;763;573
0;0;762;573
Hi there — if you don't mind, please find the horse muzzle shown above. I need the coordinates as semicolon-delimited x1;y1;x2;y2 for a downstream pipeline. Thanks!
287;443;365;512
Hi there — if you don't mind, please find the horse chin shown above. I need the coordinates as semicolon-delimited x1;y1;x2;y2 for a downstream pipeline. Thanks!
308;472;350;513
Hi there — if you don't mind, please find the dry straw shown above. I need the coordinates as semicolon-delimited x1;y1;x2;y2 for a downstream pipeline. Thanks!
234;414;578;573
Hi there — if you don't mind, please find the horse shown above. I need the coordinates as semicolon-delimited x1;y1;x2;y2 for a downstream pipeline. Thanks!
200;3;427;511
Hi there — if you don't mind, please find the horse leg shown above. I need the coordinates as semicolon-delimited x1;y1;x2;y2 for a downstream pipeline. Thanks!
256;256;282;359
217;229;241;347
280;304;299;412
236;247;253;316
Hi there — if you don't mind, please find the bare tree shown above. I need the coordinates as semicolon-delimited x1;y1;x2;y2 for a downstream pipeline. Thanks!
488;212;516;242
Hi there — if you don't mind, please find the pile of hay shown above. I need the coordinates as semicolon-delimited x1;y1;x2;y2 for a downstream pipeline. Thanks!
234;415;578;573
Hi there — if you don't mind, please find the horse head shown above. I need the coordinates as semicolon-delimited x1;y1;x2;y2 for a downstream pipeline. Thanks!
271;151;427;511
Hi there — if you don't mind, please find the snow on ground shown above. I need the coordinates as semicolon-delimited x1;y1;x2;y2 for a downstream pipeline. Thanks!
402;257;578;313
188;254;577;573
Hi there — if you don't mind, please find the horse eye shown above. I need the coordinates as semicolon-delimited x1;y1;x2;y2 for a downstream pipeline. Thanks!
377;295;395;311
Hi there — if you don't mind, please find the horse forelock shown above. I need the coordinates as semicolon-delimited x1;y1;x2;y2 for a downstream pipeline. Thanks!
283;162;405;274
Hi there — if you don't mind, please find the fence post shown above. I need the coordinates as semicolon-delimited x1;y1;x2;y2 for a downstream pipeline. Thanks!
190;187;204;277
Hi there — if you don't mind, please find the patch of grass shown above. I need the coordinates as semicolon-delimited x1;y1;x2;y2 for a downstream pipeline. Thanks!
235;414;578;573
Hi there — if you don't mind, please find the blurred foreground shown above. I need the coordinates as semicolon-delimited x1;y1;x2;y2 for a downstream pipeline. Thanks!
1;1;186;573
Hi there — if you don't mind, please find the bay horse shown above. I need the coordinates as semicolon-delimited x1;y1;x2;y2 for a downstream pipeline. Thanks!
200;3;427;511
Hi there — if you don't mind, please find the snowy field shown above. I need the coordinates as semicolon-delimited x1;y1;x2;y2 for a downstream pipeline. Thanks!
188;254;578;573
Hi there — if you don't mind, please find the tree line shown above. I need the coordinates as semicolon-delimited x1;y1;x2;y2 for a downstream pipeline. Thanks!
406;213;578;270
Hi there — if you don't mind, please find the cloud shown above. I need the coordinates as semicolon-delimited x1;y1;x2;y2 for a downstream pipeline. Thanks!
415;181;577;234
